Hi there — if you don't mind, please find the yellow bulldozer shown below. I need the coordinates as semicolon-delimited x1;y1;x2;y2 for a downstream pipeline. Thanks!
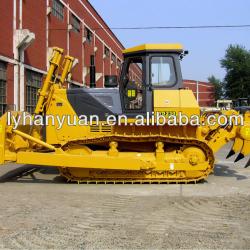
0;44;249;183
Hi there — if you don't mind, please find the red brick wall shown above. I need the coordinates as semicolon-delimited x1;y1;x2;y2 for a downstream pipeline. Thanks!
0;1;14;107
61;0;124;86
104;50;111;79
0;0;125;79
0;0;13;58
6;64;14;105
23;0;47;70
69;26;83;83
95;38;104;87
49;1;68;53
0;0;140;108
183;80;215;106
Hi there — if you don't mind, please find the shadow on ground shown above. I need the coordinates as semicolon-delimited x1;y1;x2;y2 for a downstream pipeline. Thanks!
213;164;247;180
0;165;65;184
0;162;248;184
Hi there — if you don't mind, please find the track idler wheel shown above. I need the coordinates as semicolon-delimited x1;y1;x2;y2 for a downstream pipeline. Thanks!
183;147;206;166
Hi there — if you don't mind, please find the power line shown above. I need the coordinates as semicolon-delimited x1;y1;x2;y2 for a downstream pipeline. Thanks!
48;24;250;31
106;24;250;30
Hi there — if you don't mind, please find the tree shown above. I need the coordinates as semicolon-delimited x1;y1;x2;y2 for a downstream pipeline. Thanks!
220;45;250;99
208;75;224;100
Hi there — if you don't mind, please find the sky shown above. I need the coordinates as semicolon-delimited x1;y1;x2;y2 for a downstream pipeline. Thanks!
89;0;250;82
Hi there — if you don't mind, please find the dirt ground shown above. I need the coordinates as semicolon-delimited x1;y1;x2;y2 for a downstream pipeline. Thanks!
0;143;249;249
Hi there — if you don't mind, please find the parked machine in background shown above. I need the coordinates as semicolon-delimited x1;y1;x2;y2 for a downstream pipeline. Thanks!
200;99;232;114
233;97;250;114
216;100;233;110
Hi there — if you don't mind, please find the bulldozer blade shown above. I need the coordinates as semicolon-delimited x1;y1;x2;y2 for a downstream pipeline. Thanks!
227;138;243;159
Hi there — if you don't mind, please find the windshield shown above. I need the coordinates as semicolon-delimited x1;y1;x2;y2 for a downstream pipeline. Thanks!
150;57;176;87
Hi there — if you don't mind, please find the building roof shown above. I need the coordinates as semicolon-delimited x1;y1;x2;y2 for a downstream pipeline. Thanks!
123;44;184;54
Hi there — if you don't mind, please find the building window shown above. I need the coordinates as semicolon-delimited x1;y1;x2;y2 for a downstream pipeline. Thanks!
52;0;64;21
26;70;43;114
0;61;7;116
85;28;93;44
117;59;122;67
104;46;110;58
71;14;81;33
111;53;116;63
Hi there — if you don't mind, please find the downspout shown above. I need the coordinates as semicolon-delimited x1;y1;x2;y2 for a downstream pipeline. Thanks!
109;48;111;75
19;0;23;111
82;43;85;86
18;0;24;111
13;0;18;110
196;81;199;104
19;50;25;111
15;1;35;111
102;42;105;87
67;4;70;88
19;0;22;29
46;0;49;70
82;19;86;86
67;4;70;54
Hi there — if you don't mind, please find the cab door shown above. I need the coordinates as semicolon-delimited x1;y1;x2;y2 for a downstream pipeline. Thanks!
120;56;147;116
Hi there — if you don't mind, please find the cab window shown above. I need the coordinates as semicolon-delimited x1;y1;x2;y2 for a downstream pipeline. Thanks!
150;57;176;87
123;57;143;110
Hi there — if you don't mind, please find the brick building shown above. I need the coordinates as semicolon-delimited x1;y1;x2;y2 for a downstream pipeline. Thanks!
0;0;215;116
0;0;125;114
183;79;215;107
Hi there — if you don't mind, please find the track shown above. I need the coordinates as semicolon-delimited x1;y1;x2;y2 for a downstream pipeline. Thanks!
60;135;215;183
0;143;249;249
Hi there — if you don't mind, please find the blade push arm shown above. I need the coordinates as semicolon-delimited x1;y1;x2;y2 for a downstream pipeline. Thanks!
34;48;75;115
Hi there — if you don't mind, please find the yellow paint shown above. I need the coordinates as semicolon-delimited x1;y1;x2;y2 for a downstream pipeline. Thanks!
16;150;209;171
153;89;200;118
123;44;183;54
0;46;249;183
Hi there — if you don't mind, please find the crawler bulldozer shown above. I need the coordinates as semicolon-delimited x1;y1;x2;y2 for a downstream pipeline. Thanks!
0;44;249;183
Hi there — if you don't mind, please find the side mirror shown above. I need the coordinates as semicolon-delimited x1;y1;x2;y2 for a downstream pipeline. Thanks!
104;75;118;88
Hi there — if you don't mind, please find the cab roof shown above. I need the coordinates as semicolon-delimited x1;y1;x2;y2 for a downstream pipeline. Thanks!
122;44;184;54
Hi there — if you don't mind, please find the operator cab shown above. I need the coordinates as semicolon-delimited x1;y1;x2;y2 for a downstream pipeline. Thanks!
120;44;185;115
67;44;187;120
